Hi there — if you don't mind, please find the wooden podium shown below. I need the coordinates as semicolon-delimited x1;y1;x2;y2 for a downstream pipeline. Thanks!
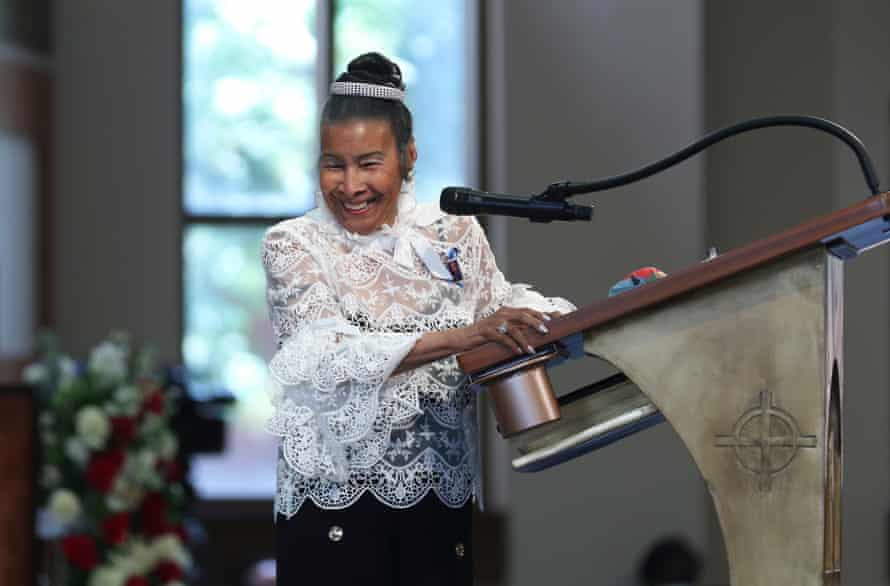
458;193;890;586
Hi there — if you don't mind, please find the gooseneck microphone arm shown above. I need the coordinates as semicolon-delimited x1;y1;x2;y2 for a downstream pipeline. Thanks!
440;116;880;222
535;115;881;202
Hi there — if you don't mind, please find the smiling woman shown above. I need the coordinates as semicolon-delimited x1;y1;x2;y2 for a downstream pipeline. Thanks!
319;118;415;234
318;52;417;235
262;53;576;585
182;1;478;506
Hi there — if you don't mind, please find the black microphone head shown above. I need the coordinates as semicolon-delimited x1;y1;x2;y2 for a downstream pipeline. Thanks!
440;186;472;215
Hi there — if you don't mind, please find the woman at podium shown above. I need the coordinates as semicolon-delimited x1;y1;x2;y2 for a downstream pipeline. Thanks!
261;52;573;585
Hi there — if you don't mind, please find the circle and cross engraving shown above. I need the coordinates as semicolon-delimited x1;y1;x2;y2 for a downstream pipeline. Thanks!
715;389;817;491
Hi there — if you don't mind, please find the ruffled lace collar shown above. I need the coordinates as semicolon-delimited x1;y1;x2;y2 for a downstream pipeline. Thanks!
303;179;452;278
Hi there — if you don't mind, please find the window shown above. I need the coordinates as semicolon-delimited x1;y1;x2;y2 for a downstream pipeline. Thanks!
182;0;478;498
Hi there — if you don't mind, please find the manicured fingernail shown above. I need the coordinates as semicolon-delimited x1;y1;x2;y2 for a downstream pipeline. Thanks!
526;345;535;354
515;347;523;355
543;314;552;321
538;324;549;334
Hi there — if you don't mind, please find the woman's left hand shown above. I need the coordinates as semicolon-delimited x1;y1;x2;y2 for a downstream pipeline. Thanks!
462;306;556;356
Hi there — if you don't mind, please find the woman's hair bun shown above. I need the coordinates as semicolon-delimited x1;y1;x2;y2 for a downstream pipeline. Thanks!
338;52;404;90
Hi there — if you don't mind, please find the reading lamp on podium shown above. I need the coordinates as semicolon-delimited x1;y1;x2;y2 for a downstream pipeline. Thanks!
440;114;883;441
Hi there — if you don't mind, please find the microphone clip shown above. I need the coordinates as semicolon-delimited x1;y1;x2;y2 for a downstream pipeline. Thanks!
533;181;575;203
530;182;594;222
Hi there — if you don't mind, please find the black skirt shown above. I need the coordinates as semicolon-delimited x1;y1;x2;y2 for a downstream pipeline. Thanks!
275;492;474;586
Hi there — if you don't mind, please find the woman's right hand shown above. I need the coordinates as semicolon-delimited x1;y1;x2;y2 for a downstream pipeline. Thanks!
463;306;554;356
397;307;562;374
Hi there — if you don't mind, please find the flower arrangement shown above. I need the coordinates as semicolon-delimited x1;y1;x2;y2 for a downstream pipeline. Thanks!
27;333;192;586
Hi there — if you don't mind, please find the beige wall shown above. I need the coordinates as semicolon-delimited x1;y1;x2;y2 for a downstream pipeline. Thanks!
52;1;181;363
832;1;890;584
495;1;708;584
705;1;836;249
706;1;890;584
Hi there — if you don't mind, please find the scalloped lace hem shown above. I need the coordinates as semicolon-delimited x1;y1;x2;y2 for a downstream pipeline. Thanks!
273;452;476;520
275;485;475;520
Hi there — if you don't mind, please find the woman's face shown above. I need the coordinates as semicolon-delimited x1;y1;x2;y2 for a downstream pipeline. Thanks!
319;118;416;235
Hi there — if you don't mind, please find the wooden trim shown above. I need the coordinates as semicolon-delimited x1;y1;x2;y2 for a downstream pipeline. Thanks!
0;387;38;586
458;192;890;374
0;61;49;136
0;357;29;385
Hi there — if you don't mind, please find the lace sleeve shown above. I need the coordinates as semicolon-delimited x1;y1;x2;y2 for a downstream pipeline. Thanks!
261;224;422;482
262;224;339;346
468;218;576;318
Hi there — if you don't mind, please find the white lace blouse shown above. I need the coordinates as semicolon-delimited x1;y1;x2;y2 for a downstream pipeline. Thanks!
262;181;575;518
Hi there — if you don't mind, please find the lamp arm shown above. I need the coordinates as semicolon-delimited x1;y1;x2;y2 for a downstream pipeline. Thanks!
536;115;881;201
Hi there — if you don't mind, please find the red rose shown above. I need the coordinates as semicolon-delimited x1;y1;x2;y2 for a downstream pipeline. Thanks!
154;559;184;582
140;492;169;536
102;512;131;545
61;534;97;571
171;523;188;544
86;450;125;493
157;459;184;482
110;416;137;445
142;390;165;415
125;577;150;586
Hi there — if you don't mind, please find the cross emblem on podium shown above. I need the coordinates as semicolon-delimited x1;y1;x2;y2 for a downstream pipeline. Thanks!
715;389;817;492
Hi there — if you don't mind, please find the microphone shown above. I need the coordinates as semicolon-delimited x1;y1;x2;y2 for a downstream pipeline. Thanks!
440;187;593;222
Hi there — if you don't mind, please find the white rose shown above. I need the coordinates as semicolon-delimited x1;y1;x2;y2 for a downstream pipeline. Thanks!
42;430;57;446
48;488;82;525
118;450;160;489
23;363;48;384
152;534;192;568
113;385;141;416
58;356;79;389
87;566;126;586
107;476;145;512
41;465;61;489
106;541;132;573
157;431;178;460
135;450;158;478
39;412;54;428
105;495;123;512
114;384;138;403
140;413;163;435
65;438;89;466
76;406;111;449
113;539;157;576
88;341;128;385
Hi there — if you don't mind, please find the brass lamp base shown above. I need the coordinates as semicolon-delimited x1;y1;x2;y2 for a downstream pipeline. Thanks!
472;347;561;437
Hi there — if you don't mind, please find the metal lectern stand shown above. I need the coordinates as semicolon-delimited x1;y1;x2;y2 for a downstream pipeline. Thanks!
459;193;890;586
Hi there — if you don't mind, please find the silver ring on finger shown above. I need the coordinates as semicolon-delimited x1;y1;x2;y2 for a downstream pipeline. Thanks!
496;321;509;335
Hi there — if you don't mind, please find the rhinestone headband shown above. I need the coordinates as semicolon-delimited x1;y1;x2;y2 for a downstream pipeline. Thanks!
330;81;405;102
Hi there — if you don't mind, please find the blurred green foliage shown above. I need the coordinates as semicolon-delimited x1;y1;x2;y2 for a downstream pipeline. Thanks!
183;0;318;216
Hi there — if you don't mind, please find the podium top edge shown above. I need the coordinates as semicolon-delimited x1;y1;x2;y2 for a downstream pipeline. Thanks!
458;191;890;375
